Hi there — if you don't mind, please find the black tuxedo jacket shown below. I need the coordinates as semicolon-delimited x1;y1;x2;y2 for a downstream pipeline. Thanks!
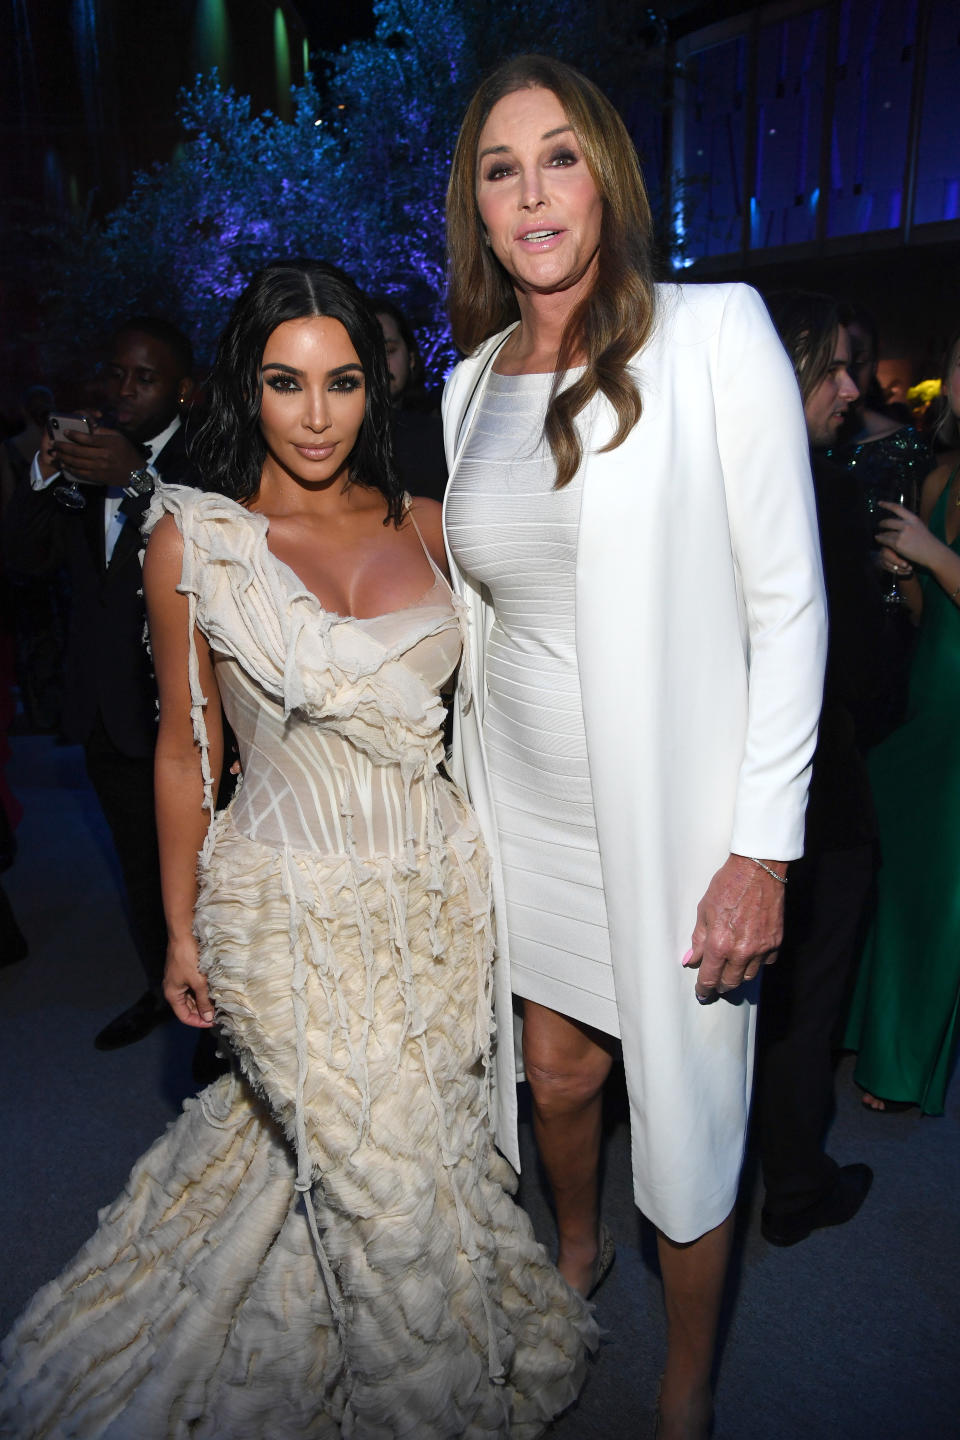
803;454;883;853
4;426;197;758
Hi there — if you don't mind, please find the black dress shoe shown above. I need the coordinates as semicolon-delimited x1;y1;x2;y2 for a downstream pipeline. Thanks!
94;989;172;1050
0;883;28;966
761;1163;873;1247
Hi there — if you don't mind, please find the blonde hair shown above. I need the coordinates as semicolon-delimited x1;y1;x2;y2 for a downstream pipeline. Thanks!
446;55;657;487
935;327;960;449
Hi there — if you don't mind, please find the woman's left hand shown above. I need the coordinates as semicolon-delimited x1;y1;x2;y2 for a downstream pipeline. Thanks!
163;936;215;1028
686;854;785;1001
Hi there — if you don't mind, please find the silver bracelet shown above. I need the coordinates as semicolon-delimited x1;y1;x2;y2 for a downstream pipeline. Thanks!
750;857;788;885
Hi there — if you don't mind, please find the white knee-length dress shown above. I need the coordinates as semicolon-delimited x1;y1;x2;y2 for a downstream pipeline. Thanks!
445;370;618;1038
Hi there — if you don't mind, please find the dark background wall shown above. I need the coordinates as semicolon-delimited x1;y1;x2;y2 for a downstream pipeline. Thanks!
2;0;958;411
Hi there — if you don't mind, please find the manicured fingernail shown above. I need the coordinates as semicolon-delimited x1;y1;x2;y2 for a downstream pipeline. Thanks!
695;991;715;1006
681;948;694;967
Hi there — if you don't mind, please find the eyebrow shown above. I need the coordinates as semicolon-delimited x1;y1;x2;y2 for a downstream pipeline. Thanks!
260;361;363;378
478;125;573;162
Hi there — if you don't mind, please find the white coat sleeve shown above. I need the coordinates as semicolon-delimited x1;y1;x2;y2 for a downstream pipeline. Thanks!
713;284;827;860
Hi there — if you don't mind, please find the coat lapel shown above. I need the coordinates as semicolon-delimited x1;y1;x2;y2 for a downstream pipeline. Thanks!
108;490;152;571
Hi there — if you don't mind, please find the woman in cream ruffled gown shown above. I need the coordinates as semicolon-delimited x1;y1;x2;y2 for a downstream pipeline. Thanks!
0;259;594;1439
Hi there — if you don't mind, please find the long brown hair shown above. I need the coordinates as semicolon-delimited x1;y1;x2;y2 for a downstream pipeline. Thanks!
447;55;658;488
935;325;960;449
764;291;844;404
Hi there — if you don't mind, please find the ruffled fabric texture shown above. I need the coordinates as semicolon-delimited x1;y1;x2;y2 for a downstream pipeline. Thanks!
141;487;468;813
0;487;596;1437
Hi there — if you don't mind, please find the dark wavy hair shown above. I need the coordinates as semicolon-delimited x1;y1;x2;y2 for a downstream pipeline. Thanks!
190;259;403;524
447;54;658;489
765;290;843;404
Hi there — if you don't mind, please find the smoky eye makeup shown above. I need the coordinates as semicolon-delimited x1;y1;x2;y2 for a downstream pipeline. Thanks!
262;370;300;392
260;366;364;394
480;157;514;182
329;372;363;392
479;143;580;183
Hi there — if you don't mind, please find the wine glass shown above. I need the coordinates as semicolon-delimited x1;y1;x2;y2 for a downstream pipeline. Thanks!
52;475;87;511
865;467;918;608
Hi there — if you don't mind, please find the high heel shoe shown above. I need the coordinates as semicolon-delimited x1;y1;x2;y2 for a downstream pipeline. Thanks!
586;1222;616;1299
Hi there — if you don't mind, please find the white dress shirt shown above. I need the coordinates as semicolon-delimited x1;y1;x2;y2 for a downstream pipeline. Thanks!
31;415;182;564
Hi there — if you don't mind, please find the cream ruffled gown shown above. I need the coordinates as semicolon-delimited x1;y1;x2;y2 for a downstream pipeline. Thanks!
0;486;596;1439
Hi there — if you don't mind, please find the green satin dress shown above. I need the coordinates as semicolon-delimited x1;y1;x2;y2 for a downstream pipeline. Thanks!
846;467;960;1113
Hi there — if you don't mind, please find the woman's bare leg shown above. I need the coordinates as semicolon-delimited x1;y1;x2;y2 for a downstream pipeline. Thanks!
521;999;615;1294
656;1212;734;1439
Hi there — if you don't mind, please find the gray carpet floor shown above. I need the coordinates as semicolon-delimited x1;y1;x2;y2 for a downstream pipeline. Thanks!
2;734;958;1438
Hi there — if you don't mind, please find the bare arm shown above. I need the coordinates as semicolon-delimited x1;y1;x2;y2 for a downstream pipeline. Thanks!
919;458;955;527
877;455;960;621
143;513;224;1028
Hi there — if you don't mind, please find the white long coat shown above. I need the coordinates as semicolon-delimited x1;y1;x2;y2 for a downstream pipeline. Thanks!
441;282;827;1242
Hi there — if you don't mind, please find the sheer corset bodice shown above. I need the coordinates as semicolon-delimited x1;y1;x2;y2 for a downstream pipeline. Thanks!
137;486;469;863
216;586;464;857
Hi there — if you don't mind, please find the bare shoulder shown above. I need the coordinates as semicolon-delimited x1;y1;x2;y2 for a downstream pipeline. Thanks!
862;409;902;440
143;511;185;589
146;510;183;550
407;496;447;573
920;451;960;522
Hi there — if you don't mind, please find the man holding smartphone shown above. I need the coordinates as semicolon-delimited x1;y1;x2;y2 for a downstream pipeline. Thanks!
5;317;197;1050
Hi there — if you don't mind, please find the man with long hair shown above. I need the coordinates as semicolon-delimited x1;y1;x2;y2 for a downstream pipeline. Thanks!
758;290;878;1244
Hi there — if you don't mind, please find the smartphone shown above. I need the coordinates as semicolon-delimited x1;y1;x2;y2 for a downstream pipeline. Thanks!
47;412;94;484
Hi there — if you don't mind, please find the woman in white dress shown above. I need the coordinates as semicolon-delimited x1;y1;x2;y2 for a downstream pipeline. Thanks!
0;259;596;1438
442;57;826;1438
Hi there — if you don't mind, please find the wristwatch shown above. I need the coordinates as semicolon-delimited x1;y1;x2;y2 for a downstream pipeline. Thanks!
123;467;155;499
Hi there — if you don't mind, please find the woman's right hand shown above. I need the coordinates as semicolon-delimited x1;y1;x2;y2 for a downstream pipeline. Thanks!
163;935;215;1028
